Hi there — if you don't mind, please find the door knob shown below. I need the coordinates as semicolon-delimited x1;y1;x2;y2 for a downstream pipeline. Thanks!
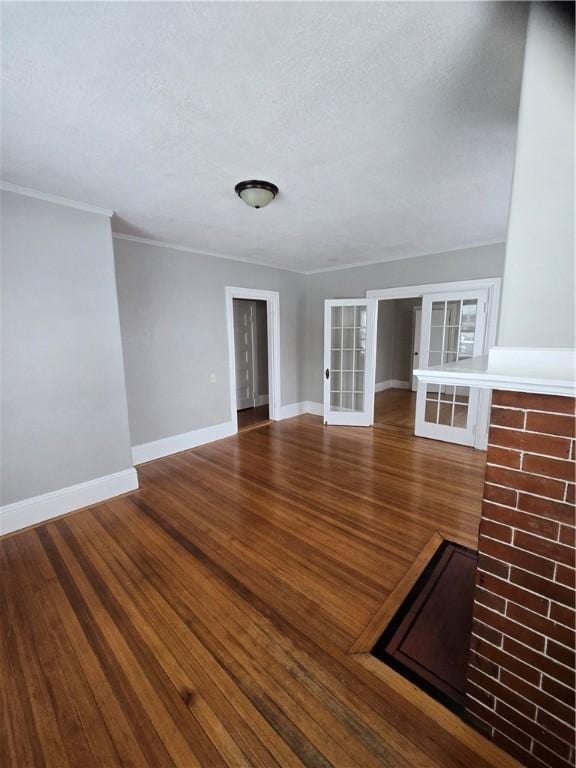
325;368;330;379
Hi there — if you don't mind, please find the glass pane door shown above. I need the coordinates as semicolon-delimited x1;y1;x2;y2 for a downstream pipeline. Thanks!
324;299;378;426
415;291;488;446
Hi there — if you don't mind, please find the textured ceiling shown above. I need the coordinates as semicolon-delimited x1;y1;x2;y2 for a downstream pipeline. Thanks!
2;2;527;273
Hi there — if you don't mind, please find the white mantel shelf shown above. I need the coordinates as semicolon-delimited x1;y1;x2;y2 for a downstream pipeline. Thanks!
415;348;576;398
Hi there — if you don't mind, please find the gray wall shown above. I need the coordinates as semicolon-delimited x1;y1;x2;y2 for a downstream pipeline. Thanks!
375;298;420;384
1;191;133;505
114;238;305;446
304;243;505;402
498;4;574;348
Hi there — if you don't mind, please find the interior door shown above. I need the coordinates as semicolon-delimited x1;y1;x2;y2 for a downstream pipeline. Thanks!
415;290;488;446
411;307;421;391
324;299;378;426
233;300;255;410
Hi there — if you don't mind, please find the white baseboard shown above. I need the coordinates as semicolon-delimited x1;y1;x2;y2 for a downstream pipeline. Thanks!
375;379;411;392
303;400;323;416
0;468;139;536
132;420;236;465
254;394;269;407
277;401;323;419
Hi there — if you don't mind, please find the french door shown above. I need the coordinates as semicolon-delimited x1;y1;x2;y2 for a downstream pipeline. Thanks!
415;290;488;446
323;299;378;426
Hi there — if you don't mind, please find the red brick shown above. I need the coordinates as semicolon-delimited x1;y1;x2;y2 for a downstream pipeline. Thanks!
475;587;506;614
489;426;572;459
518;494;575;525
467;665;536;718
492;732;547;768
469;650;500;678
466;679;495;709
513;530;575;567
483;502;559;540
541;674;576;706
486;465;566;501
537;709;575;745
474;602;545;651
555;564;575;588
523;454;576;482
472;619;503;647
492;391;575;414
526;412;576;438
495;700;572;759
532;740;575;768
478;571;550;615
475;637;541;686
510;568;575;608
485;483;518;508
547;639;575;669
479;537;556;579
491;407;526;429
467;697;532;749
559;525;575;547
565;483;575;505
502;636;574;688
506;602;575;649
479;518;512;543
487;445;522;469
500;669;575;725
549;603;576;630
477;552;510;580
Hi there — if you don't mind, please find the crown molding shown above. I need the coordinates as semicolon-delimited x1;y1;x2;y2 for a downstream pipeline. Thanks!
0;181;114;217
303;239;506;275
111;232;303;274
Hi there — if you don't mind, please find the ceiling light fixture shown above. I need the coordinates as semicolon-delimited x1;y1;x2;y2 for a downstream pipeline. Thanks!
235;179;278;209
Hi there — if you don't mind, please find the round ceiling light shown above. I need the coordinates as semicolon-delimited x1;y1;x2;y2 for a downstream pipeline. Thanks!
235;180;279;209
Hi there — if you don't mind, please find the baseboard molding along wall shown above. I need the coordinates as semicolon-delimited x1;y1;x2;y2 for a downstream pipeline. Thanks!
375;379;411;392
132;420;237;465
0;468;139;536
2;403;325;535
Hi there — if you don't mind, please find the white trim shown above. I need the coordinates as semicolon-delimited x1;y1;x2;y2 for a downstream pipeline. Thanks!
279;401;323;419
113;233;302;274
132;421;236;465
375;379;411;392
0;468;138;536
304;240;505;275
0;181;114;217
366;277;501;301
415;350;576;397
225;287;282;432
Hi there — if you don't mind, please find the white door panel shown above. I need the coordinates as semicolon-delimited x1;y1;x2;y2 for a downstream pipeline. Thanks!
415;290;488;446
323;299;378;426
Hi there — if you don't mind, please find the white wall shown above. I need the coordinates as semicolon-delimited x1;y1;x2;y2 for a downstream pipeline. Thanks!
498;3;575;348
114;237;305;446
1;191;134;506
304;243;505;402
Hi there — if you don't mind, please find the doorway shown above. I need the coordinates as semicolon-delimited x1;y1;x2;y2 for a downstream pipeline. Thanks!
233;298;270;430
374;297;422;433
225;286;281;434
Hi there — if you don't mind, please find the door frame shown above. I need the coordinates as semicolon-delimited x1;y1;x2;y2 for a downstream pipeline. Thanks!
225;286;281;432
366;277;501;449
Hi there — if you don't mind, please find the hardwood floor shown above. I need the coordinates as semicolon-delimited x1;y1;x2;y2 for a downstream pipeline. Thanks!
237;405;270;431
374;388;416;432
0;414;515;768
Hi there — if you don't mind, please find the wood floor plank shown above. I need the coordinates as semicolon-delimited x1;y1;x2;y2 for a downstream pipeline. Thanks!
2;395;521;768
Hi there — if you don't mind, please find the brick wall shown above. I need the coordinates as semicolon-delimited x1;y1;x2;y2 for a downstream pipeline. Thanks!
465;390;575;768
